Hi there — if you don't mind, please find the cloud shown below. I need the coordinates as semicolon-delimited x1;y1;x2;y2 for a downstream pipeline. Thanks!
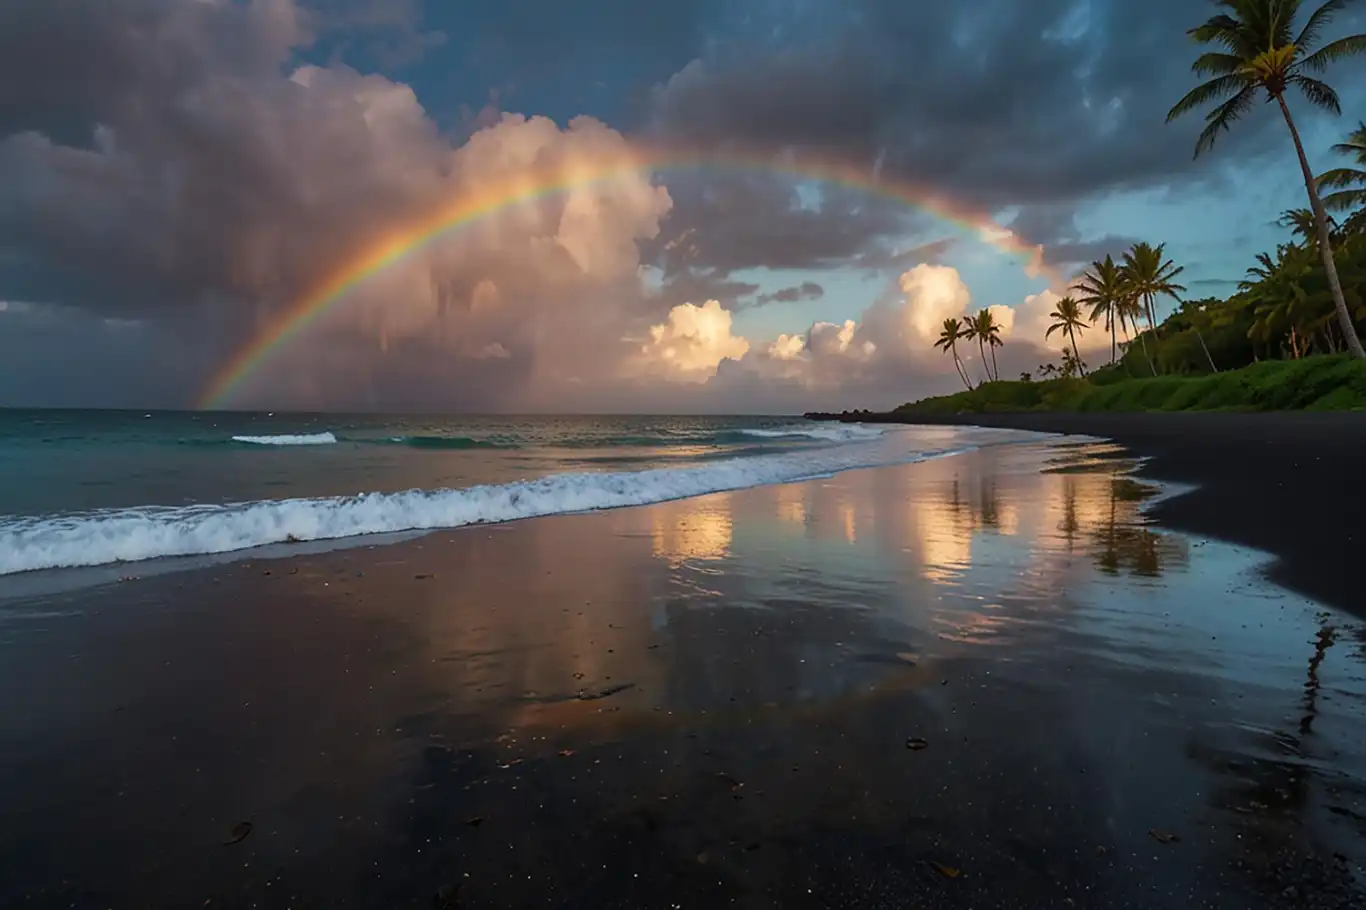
630;299;750;382
707;261;1122;410
0;0;694;409
5;0;1315;412
641;171;923;279
647;1;1366;228
754;281;824;306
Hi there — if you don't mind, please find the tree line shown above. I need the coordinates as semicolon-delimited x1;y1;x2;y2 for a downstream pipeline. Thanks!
936;0;1366;388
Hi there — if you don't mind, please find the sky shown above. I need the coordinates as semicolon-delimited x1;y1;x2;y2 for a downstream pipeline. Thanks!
1;0;1364;413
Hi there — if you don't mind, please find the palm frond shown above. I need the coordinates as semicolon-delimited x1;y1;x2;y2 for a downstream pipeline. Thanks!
1321;187;1366;210
1328;122;1366;158
1289;74;1342;112
1194;86;1259;157
1190;14;1254;52
1166;74;1252;123
1317;166;1366;189
1295;0;1350;49
1296;33;1366;71
1191;51;1248;75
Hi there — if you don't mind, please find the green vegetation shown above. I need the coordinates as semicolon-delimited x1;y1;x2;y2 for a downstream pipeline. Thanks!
916;2;1366;413
896;355;1366;414
1166;0;1366;358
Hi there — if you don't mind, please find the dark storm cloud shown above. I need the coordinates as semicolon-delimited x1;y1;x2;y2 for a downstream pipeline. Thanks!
643;172;927;278
1043;235;1144;274
755;281;824;306
652;270;762;310
648;0;1366;229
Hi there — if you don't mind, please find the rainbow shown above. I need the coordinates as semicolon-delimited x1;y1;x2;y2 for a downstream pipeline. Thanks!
198;145;1057;408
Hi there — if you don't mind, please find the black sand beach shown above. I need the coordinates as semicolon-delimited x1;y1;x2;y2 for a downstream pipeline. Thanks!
3;436;1366;908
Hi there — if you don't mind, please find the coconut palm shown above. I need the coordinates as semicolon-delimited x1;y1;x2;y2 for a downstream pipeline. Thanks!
1317;121;1366;214
1045;296;1090;376
933;317;973;390
1166;0;1366;359
1120;242;1187;368
963;310;1004;381
1072;255;1136;367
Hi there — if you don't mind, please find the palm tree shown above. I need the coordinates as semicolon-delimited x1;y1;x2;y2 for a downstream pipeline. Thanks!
1317;121;1366;213
1166;0;1366;359
1045;296;1090;376
933;317;973;390
1279;207;1338;247
964;310;1003;381
1121;242;1187;351
1073;255;1133;367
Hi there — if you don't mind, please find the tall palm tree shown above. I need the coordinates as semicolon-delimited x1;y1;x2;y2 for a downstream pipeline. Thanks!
933;317;973;390
1120;242;1187;371
983;315;1005;381
1073;255;1138;368
1045;296;1090;376
1166;0;1366;359
1317;121;1366;213
964;310;1003;381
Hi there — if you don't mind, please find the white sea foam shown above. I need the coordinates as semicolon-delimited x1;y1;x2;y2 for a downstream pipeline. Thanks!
0;426;1054;574
231;432;337;446
739;424;885;442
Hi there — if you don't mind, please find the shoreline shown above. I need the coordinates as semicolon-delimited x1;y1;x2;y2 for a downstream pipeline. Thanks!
808;411;1366;618
2;439;1364;907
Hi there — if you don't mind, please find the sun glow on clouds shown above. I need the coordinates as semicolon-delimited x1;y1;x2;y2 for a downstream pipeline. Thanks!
632;299;750;382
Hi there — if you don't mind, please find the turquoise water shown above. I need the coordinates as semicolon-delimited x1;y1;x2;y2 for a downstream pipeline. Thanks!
0;410;1031;574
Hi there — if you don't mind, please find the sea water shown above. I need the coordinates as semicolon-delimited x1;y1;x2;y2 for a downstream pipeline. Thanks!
0;410;1033;574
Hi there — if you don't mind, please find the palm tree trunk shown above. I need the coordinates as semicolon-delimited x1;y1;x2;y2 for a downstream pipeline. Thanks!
951;347;972;390
977;339;988;383
1068;327;1086;376
989;344;999;382
1110;312;1117;364
1136;330;1154;375
1195;325;1218;372
1275;93;1366;359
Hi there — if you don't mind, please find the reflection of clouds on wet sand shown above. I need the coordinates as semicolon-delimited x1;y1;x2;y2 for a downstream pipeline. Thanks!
649;493;734;564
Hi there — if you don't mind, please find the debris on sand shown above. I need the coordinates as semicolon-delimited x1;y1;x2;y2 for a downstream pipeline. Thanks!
222;821;253;845
905;737;930;751
576;683;635;701
1148;829;1180;844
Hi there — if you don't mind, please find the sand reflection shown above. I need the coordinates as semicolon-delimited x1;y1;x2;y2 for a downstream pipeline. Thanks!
390;442;1195;735
650;493;734;564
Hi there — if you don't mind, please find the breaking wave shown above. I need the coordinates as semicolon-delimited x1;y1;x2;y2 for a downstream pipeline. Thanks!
383;435;516;450
231;432;337;446
0;434;982;574
735;425;885;442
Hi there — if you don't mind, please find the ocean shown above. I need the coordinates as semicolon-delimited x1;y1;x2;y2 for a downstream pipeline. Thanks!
0;410;1012;576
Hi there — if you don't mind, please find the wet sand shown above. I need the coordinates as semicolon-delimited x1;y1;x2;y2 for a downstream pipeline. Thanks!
2;440;1365;908
823;411;1366;618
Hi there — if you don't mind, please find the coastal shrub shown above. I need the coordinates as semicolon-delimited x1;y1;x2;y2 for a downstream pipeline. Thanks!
896;353;1366;414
